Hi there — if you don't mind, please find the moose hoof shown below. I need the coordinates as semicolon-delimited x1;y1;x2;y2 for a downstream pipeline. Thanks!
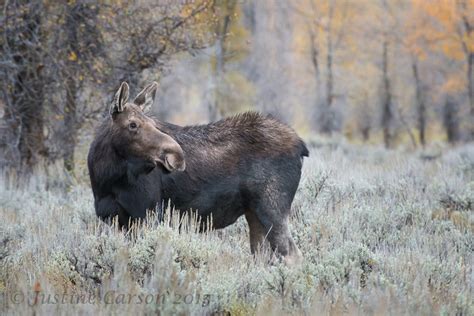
282;248;303;267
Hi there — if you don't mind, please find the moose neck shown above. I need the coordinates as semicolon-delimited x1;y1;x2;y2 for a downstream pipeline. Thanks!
89;121;128;190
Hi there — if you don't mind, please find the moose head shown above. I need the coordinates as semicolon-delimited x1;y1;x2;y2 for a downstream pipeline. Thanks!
108;82;185;172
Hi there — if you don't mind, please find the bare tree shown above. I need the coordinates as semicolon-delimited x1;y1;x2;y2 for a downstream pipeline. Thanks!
0;0;216;174
381;39;393;148
50;1;105;173
209;0;238;121
295;0;352;133
0;1;47;171
455;0;474;139
411;59;426;146
104;1;215;92
354;91;372;142
443;95;460;143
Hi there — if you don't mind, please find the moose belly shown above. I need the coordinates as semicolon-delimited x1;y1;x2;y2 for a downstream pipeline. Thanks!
162;175;245;229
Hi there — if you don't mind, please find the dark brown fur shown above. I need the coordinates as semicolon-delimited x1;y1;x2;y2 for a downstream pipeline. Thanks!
89;82;309;264
155;112;309;264
87;82;184;227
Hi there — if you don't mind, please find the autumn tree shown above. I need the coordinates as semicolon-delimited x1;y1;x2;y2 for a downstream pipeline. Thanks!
43;1;107;173
208;0;238;120
102;1;215;93
403;1;432;146
365;0;420;148
360;0;398;148
413;0;474;140
294;0;356;133
0;0;217;173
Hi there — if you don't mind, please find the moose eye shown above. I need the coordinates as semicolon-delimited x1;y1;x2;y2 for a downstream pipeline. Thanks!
128;122;138;131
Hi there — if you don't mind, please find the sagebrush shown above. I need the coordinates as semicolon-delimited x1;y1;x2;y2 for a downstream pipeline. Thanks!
1;141;473;315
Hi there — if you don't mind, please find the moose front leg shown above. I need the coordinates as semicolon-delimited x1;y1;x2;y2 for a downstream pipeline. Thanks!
95;195;120;221
95;195;131;228
113;174;162;224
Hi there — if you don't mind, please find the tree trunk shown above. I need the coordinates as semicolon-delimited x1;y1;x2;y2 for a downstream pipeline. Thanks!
443;95;460;143
62;3;80;174
210;0;236;121
359;93;371;142
412;60;426;146
468;52;474;140
326;27;333;110
381;40;392;149
460;7;473;140
2;1;47;171
63;76;77;173
308;24;321;131
321;13;334;134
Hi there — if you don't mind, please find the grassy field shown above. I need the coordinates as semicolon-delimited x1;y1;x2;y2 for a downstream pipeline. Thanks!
1;141;473;315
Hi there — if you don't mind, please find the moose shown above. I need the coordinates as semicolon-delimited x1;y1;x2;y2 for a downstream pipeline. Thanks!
88;82;309;264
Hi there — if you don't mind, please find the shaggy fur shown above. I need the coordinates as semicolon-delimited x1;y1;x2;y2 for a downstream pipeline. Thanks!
88;83;184;227
89;83;308;263
154;112;308;263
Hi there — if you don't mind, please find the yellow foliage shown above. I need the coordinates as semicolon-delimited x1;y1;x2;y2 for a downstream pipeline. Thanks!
68;51;78;62
442;74;466;93
411;0;474;60
441;41;465;60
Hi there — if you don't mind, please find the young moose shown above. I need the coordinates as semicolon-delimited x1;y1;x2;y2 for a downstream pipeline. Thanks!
88;82;309;265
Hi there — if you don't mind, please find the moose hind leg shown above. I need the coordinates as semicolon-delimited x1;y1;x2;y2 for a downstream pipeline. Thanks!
245;211;267;254
254;207;302;266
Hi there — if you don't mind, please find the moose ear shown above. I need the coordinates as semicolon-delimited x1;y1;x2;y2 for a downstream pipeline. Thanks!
133;82;158;113
110;82;130;115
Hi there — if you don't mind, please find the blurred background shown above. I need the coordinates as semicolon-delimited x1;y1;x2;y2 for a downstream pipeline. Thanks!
0;0;473;176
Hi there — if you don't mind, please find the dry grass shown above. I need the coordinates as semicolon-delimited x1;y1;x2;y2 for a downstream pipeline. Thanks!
1;141;473;315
